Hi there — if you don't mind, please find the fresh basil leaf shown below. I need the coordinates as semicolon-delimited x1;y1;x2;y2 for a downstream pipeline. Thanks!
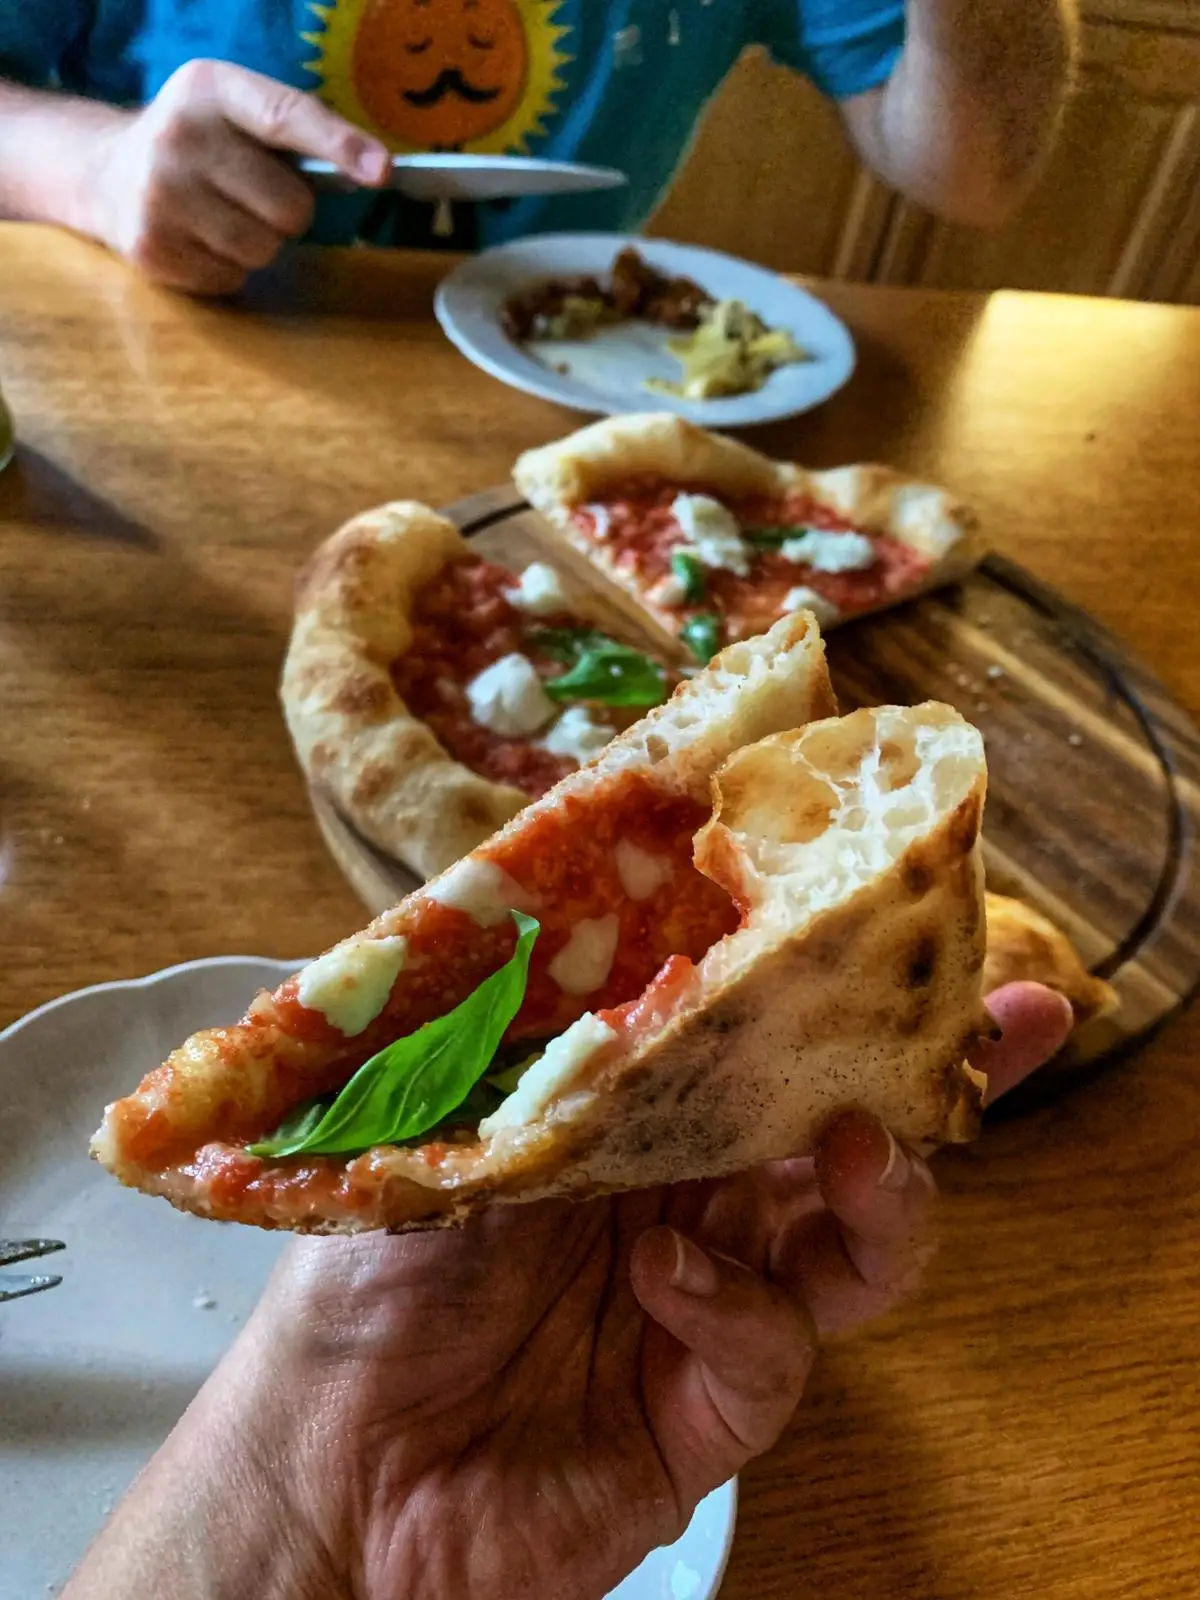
544;644;668;708
670;548;708;603
526;626;614;665
254;1094;334;1152
248;912;540;1159
743;525;807;548
680;613;722;664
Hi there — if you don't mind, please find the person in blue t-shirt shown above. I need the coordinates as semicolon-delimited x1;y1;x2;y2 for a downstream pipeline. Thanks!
0;1;1070;295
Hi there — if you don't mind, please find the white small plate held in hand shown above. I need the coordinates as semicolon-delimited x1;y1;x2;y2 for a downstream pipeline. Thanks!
298;152;627;202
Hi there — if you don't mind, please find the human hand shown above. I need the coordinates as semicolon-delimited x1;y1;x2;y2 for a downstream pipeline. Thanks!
82;60;388;295
64;981;1071;1600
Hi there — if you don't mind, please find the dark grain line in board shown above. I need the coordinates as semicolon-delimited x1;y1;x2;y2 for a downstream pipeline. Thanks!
311;490;1200;1111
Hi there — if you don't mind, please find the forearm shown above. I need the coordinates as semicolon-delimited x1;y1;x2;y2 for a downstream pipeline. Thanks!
844;0;1074;226
0;79;129;234
61;1324;344;1600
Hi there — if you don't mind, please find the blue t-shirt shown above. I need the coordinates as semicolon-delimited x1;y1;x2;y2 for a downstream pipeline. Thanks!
0;0;904;248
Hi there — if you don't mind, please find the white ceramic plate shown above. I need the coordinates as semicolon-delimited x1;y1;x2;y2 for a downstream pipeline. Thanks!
298;153;627;202
0;957;736;1598
435;232;856;426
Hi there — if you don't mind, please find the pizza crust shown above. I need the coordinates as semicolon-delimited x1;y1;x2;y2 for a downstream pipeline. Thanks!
514;413;983;638
94;614;841;1229
93;640;991;1235
280;502;529;881
983;892;1117;1026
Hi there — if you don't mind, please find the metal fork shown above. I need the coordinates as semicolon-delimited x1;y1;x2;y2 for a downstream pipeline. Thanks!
0;1239;65;1302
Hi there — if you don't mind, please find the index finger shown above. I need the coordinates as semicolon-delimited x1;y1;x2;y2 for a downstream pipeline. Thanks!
213;66;388;183
972;981;1075;1105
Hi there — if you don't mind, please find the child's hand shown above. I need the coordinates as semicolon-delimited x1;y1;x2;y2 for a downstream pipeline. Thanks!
86;59;388;295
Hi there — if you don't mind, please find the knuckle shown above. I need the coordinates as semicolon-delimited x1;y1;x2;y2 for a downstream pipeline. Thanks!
254;84;304;145
148;119;193;167
163;57;219;103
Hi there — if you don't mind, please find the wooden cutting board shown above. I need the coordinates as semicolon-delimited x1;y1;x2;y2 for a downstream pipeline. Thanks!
311;488;1200;1114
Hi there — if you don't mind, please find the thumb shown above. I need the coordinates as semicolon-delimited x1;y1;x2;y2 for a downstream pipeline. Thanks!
212;65;388;183
630;1226;815;1496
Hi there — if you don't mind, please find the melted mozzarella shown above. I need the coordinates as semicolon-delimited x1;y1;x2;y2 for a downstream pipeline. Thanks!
465;653;556;737
780;529;875;573
586;504;612;540
540;705;613;765
296;935;408;1036
548;914;620;995
780;585;840;628
478;1012;617;1135
427;859;539;929
505;561;570;616
671;494;750;576
615;838;672;900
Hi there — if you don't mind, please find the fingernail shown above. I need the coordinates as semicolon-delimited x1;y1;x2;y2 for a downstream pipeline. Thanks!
877;1128;911;1191
669;1230;721;1298
351;139;388;183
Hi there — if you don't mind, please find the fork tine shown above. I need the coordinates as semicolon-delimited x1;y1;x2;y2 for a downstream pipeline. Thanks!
0;1273;63;1303
0;1239;66;1268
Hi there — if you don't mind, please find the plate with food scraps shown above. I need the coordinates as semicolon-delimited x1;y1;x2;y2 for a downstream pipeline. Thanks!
0;956;737;1600
298;153;628;202
435;233;856;426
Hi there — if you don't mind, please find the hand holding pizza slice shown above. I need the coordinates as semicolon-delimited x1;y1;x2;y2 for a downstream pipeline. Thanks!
94;613;992;1234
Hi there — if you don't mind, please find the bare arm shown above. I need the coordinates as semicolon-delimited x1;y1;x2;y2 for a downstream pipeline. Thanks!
0;78;126;232
0;62;386;294
840;0;1075;228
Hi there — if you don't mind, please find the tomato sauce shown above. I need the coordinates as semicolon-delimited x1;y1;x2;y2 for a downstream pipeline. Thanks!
225;772;736;1144
391;556;581;797
572;481;930;643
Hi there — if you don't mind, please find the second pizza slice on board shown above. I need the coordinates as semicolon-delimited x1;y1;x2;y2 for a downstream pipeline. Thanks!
94;615;989;1235
514;412;982;664
281;501;685;880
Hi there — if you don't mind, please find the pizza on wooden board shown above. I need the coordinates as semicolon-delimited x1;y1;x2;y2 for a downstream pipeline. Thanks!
280;501;683;880
983;893;1117;1026
94;615;990;1235
514;413;982;663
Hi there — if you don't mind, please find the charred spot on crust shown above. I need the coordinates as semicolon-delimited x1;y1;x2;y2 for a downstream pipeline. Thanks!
621;1064;655;1093
902;854;935;898
674;1064;708;1106
331;673;392;719
460;794;503;828
351;758;398;806
947;791;982;856
906;934;938;989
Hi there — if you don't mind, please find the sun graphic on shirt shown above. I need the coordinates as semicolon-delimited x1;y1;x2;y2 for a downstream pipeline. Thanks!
304;0;572;154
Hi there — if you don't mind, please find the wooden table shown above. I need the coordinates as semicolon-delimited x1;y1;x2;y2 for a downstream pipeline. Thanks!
2;224;1197;1598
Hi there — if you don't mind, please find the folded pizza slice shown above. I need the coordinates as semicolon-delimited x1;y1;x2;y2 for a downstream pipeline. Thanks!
94;616;988;1235
281;501;682;880
983;892;1118;1028
515;413;982;663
